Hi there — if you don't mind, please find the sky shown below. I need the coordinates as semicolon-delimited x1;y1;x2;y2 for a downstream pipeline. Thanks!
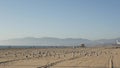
0;0;120;40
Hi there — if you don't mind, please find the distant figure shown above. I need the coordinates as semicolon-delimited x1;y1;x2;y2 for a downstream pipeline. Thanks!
116;40;120;45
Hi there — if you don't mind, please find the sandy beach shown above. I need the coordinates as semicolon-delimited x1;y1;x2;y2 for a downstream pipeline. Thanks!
0;47;120;68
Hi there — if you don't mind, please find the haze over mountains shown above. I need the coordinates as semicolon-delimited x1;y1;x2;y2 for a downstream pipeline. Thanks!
0;37;120;46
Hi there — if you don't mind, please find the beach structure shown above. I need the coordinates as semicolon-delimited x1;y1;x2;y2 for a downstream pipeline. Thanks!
116;40;120;45
80;44;85;47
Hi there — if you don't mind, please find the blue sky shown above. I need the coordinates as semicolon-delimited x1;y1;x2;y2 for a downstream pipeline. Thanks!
0;0;120;40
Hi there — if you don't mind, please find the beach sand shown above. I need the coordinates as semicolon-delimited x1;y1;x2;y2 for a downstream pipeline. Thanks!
0;47;120;68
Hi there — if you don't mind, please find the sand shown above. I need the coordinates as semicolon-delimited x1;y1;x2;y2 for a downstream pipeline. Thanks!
0;47;120;68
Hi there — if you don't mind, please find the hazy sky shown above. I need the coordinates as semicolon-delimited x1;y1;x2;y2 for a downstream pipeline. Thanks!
0;0;120;40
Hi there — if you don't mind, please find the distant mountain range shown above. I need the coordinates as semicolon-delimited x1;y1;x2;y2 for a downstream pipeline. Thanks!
0;37;120;46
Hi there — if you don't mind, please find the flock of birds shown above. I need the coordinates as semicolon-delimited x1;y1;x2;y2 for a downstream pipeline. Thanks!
0;46;120;68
